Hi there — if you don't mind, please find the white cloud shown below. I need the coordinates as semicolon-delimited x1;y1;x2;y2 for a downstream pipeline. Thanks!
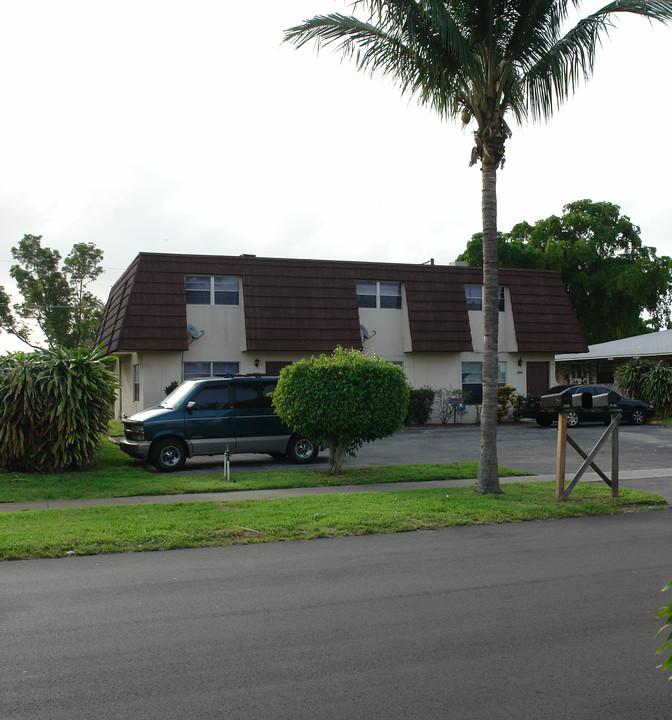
1;1;671;352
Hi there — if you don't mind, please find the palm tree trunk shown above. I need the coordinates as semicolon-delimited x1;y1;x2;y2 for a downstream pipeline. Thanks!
477;161;503;494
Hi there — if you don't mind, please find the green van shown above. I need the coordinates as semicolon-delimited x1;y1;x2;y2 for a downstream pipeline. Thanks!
119;375;320;472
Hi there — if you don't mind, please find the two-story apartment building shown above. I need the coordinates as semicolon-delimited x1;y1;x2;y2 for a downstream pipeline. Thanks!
96;253;587;419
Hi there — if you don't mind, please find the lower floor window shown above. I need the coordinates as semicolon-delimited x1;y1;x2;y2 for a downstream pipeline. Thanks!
183;361;239;380
461;362;506;404
132;364;140;402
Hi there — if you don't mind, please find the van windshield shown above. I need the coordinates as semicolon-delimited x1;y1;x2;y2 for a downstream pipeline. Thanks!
160;381;198;409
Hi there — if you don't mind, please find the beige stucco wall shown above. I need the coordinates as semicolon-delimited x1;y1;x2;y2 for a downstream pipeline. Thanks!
184;302;247;359
114;286;555;421
116;353;137;418
115;351;183;418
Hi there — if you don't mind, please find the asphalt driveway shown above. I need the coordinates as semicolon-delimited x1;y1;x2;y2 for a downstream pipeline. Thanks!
169;419;672;479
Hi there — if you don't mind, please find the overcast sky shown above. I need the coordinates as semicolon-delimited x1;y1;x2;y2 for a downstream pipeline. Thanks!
1;0;670;353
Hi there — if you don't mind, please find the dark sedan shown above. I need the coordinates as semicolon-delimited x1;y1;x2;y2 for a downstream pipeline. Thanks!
521;384;655;428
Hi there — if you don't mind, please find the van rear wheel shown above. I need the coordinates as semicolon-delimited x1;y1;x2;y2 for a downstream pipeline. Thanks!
150;437;187;472
287;436;318;463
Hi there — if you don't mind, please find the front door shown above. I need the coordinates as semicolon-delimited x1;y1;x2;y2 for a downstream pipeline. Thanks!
527;362;550;396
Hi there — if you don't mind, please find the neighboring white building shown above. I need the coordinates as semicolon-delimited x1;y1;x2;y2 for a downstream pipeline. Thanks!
96;253;587;419
556;329;672;385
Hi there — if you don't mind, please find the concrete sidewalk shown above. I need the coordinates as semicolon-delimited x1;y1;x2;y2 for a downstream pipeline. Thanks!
2;467;672;513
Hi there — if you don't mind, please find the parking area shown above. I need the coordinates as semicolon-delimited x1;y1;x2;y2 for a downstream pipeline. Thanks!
167;419;672;477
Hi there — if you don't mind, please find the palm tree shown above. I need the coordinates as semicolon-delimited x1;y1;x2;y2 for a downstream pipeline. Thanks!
284;0;672;494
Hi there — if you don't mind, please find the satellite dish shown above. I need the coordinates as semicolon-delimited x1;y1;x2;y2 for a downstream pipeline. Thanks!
187;325;204;341
360;324;376;341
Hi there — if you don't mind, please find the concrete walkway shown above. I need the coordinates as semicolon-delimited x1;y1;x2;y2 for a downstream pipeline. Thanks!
3;467;672;513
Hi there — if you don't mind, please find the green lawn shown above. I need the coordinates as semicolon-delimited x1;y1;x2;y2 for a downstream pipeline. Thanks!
2;434;666;562
0;482;665;560
0;437;531;503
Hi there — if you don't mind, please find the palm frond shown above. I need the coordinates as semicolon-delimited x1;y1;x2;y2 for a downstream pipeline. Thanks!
285;0;672;127
284;3;481;119
522;0;672;120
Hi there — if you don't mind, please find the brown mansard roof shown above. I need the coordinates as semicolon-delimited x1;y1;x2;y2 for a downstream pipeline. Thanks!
96;253;587;355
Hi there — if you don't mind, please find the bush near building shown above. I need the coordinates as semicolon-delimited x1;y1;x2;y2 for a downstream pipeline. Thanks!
405;387;436;425
616;358;672;418
272;347;409;475
0;345;117;472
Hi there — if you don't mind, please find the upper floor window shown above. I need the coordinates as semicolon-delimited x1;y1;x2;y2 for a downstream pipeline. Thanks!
465;285;505;312
185;276;239;305
357;281;402;309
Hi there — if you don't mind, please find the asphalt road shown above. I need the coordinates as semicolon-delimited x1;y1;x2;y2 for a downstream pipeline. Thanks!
3;510;671;719
3;421;672;718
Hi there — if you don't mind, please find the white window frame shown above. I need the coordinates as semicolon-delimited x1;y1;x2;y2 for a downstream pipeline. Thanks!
132;364;140;402
185;276;240;305
183;361;240;380
465;285;505;312
356;281;402;309
461;361;507;404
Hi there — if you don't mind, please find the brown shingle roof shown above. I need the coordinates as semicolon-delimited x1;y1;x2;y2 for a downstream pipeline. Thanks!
96;253;587;354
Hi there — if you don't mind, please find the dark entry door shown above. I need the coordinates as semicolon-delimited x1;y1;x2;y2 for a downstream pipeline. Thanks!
527;362;550;396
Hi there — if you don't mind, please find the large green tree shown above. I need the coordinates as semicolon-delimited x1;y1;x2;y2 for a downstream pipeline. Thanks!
459;200;672;343
0;235;104;349
284;0;672;494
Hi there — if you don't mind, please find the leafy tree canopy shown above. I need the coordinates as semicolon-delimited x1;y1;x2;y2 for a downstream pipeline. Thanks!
458;200;672;344
272;347;410;475
0;234;105;349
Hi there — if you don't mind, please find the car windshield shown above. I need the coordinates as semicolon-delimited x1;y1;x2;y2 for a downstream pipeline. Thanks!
160;381;198;409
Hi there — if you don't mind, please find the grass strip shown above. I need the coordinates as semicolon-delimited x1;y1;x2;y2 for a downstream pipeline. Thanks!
1;482;665;560
0;439;529;503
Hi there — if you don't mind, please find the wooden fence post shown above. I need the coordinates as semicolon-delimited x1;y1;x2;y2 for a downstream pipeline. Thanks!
556;413;567;500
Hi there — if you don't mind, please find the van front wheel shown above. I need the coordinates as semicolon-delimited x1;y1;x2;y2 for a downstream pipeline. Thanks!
150;437;187;472
287;436;318;463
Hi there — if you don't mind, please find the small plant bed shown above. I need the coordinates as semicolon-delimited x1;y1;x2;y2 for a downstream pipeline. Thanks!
0;437;530;504
0;482;665;560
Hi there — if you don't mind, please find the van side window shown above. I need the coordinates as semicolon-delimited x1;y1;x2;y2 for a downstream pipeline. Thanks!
233;381;276;409
191;385;230;410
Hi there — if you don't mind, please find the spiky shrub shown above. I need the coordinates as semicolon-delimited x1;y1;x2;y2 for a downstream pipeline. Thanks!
616;358;672;417
615;357;655;400
0;345;117;472
272;347;409;475
641;363;672;418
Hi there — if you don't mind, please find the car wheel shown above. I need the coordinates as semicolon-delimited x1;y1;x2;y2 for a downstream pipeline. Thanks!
630;409;646;425
287;436;318;463
536;416;553;427
566;411;580;428
150;437;187;472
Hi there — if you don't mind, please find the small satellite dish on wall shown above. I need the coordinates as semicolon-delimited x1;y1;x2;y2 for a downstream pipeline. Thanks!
187;325;204;342
360;324;376;341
